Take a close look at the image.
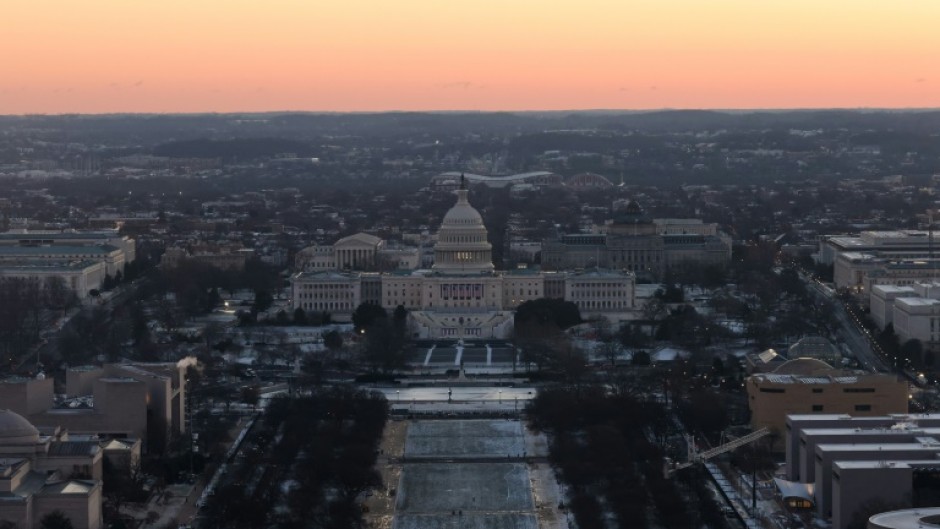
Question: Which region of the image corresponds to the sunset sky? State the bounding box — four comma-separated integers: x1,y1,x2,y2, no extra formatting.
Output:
2,0,938,114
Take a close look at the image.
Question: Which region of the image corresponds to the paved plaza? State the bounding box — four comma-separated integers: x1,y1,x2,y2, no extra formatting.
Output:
391,419,538,529
396,462,534,512
394,512,539,529
404,419,526,458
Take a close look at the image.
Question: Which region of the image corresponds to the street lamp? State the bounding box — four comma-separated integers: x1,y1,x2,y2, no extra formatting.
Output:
396,390,400,403
498,390,502,404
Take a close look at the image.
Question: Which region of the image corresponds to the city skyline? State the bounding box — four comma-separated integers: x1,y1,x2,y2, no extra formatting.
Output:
3,0,939,114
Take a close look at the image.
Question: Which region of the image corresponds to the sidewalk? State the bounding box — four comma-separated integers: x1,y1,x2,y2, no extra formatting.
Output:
175,416,249,526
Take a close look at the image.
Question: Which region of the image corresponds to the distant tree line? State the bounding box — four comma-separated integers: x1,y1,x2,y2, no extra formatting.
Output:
153,137,317,161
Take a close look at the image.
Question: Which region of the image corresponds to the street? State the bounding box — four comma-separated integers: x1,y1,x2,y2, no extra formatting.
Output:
803,275,889,373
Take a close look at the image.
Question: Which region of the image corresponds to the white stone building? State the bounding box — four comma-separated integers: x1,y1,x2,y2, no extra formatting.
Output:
893,296,940,351
818,230,940,265
869,282,940,352
0,260,106,300
0,246,126,277
295,233,420,272
0,231,136,264
291,271,362,316
870,285,918,330
290,179,637,337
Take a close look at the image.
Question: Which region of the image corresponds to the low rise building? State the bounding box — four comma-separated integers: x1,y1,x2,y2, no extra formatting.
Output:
295,233,420,272
0,260,106,300
0,363,185,454
819,230,940,266
815,440,940,519
871,285,919,329
0,410,103,529
893,297,940,352
783,413,940,529
161,243,253,271
542,201,730,278
0,246,126,277
747,365,909,439
0,231,135,263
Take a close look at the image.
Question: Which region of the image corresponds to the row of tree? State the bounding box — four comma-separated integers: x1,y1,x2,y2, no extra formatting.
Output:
0,276,79,366
528,386,732,529
201,387,388,529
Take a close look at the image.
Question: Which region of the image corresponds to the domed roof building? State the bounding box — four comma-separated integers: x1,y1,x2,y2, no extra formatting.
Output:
772,357,836,376
432,176,494,275
607,199,657,236
291,174,639,340
788,336,842,367
0,409,104,529
0,408,40,445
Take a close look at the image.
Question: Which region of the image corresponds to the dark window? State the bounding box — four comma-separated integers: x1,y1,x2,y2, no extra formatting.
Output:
759,388,786,394
844,388,876,393
812,405,824,412
812,388,823,393
855,404,872,412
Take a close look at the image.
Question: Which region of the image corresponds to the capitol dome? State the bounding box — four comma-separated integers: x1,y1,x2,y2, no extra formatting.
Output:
432,175,494,274
0,409,40,445
441,196,485,226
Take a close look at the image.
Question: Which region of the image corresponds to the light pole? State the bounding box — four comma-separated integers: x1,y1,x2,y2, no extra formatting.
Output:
396,390,400,403
498,390,502,405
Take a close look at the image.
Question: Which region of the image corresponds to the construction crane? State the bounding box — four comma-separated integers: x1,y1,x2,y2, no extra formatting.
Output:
664,427,770,477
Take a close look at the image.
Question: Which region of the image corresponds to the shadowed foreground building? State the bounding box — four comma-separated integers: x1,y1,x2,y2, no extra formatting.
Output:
0,362,186,453
0,410,103,529
784,414,940,529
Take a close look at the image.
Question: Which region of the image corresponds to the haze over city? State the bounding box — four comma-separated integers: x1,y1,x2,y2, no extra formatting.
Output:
3,0,940,113
5,3,940,529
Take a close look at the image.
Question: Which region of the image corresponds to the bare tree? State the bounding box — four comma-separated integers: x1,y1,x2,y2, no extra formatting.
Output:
43,276,78,315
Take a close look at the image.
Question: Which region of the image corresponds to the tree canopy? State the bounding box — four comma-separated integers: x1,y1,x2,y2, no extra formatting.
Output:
39,511,74,529
514,298,582,330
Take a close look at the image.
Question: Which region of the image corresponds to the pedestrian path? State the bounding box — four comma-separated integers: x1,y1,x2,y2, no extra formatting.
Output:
704,461,761,529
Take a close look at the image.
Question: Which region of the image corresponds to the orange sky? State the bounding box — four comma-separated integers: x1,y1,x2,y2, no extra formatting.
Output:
2,0,938,113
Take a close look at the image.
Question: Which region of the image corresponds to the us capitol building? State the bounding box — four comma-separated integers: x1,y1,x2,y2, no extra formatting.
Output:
291,178,636,339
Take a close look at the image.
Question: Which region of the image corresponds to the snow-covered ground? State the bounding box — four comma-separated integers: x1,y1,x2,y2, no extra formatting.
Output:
404,420,526,458
376,386,536,404
395,419,538,528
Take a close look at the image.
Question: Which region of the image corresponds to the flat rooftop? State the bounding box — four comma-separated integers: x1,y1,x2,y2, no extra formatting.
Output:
0,245,118,256
0,259,100,272
817,441,940,452
897,297,940,307
834,459,940,470
802,427,940,436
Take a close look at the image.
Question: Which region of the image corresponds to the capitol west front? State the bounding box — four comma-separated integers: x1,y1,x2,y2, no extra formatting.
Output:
291,181,636,339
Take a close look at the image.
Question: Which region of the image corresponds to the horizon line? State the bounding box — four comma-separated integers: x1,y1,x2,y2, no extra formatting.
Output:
3,106,940,118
